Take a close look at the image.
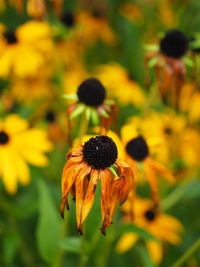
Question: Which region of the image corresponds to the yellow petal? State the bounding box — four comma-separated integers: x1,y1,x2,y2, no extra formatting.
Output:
146,241,163,264
116,233,138,253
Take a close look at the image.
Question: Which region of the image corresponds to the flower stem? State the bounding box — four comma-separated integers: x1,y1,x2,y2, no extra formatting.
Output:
171,238,200,267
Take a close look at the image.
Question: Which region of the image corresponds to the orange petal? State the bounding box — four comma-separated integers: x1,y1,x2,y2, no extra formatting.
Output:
75,166,91,234
80,169,100,229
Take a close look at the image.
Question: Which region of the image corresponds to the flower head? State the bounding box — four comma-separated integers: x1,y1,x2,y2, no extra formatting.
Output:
116,196,183,264
0,114,53,193
160,29,189,59
61,135,134,234
77,78,106,107
125,136,149,162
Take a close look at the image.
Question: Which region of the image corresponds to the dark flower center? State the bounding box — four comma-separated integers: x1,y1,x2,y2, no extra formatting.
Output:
160,29,189,59
45,111,56,123
77,78,106,107
4,31,18,44
125,136,149,161
164,127,172,135
92,10,104,18
144,209,156,222
61,12,75,27
0,131,9,144
83,136,118,169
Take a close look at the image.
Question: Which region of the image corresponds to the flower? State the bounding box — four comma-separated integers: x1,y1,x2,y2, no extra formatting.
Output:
95,63,146,106
60,135,134,234
160,30,189,59
0,21,54,77
145,29,190,107
116,196,183,264
64,78,118,141
121,117,174,204
0,114,53,194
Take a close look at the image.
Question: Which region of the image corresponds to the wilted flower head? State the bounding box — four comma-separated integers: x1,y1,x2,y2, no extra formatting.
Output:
61,135,134,234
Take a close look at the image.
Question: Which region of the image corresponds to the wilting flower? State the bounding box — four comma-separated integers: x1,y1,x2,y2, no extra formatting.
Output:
64,78,117,142
121,117,174,204
95,63,146,106
60,135,134,234
0,114,53,194
116,196,183,264
0,20,54,77
145,29,190,107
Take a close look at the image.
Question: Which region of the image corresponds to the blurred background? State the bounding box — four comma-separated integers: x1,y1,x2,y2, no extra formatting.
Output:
0,0,200,266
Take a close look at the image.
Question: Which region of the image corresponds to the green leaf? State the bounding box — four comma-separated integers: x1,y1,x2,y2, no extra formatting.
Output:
183,56,194,67
36,179,61,263
62,93,78,100
144,44,158,52
58,237,81,254
113,224,158,241
91,109,100,125
70,104,85,119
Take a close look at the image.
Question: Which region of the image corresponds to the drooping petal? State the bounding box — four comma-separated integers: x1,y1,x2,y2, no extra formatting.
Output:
100,169,113,233
75,166,91,234
146,241,163,264
80,169,99,230
116,233,138,253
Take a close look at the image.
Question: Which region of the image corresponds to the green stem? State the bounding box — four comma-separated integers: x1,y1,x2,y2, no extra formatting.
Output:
171,238,200,267
78,110,89,142
78,235,88,267
161,180,196,211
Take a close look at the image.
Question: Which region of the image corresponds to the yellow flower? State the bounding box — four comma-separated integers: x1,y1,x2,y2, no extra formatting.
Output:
0,21,54,77
95,63,146,106
0,114,53,194
120,2,143,23
76,11,116,45
121,116,175,204
116,196,183,264
61,135,134,234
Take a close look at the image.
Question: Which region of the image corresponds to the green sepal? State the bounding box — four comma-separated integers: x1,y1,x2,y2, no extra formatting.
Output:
91,109,100,125
62,93,78,100
70,104,85,120
100,108,110,118
85,107,91,121
109,165,119,178
148,56,158,68
183,56,194,67
144,44,159,52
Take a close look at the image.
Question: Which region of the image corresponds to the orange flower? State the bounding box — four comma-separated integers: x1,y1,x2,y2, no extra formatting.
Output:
61,135,134,234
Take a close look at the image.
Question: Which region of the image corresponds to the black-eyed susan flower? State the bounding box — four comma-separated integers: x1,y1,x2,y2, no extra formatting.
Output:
145,29,190,107
75,10,116,45
121,117,174,204
95,63,146,106
0,114,53,194
0,20,54,77
116,196,183,264
61,135,134,234
64,78,117,141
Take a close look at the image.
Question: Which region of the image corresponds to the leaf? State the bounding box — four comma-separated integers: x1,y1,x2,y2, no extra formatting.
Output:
58,237,81,253
70,104,85,119
113,224,158,241
36,179,61,263
62,93,78,100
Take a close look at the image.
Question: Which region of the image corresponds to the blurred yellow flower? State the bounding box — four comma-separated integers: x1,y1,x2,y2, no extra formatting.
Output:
0,114,53,194
121,116,174,203
95,63,146,106
116,196,183,264
76,11,116,45
0,20,54,77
